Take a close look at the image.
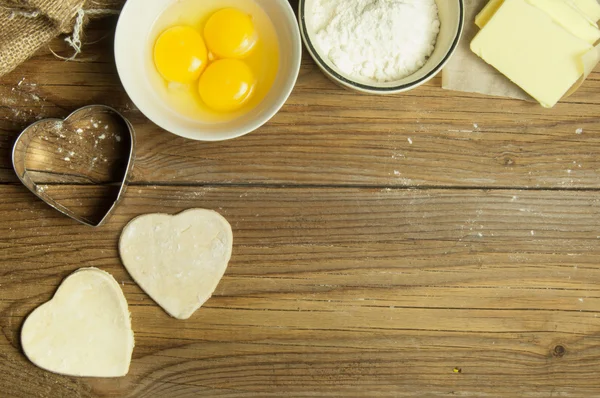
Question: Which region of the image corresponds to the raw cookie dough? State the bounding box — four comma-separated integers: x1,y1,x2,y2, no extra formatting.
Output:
21,267,134,377
119,209,233,320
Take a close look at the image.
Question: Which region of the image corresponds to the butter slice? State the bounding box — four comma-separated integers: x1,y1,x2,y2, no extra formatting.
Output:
470,0,592,108
475,0,504,28
528,0,600,44
568,0,600,22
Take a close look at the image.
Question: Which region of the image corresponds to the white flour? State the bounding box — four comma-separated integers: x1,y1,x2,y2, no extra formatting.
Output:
311,0,440,83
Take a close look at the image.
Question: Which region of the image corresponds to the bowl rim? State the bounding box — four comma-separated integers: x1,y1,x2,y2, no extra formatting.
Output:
298,0,465,93
114,0,303,141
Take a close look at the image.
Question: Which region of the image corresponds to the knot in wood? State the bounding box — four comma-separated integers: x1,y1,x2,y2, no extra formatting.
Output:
553,345,566,358
504,157,515,166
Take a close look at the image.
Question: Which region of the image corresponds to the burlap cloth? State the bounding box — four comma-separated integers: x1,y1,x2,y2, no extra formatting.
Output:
0,0,123,77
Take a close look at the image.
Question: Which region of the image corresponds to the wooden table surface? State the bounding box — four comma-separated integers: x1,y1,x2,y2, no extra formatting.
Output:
3,2,600,397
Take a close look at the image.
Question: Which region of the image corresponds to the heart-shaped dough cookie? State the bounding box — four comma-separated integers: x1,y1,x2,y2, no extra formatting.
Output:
119,209,233,320
21,268,134,377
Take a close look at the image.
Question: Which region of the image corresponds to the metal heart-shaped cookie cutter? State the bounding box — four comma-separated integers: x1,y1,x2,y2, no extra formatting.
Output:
12,105,136,227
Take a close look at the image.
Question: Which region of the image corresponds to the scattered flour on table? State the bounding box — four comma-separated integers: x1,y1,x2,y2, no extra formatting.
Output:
311,0,440,83
3,77,48,123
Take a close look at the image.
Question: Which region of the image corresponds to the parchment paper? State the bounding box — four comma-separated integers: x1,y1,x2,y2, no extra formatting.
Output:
441,0,600,103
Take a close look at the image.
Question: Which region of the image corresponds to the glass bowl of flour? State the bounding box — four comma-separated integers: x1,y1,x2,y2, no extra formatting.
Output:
299,0,464,94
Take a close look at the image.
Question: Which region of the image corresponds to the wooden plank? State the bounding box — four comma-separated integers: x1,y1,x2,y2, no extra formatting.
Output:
0,18,599,188
2,184,600,396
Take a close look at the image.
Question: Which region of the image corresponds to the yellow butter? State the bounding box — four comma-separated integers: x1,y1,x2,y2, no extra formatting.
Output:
470,0,592,108
475,0,504,28
528,0,600,44
476,0,600,41
568,0,600,22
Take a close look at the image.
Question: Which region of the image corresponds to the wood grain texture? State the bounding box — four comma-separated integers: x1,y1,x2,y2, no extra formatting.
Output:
3,185,600,397
0,14,599,188
2,0,600,396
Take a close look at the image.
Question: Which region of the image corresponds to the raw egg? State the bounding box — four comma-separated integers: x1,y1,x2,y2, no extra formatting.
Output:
199,59,255,112
149,0,280,123
204,8,257,59
154,26,207,84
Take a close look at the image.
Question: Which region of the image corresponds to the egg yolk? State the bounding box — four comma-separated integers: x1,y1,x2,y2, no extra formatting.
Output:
198,59,256,112
154,26,208,84
204,8,258,59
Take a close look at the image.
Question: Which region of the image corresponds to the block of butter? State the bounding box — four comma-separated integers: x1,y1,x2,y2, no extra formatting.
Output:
471,0,592,108
528,0,600,44
477,0,600,40
568,0,600,22
475,0,504,28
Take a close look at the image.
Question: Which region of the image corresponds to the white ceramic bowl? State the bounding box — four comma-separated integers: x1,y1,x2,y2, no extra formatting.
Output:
299,0,464,94
115,0,302,141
